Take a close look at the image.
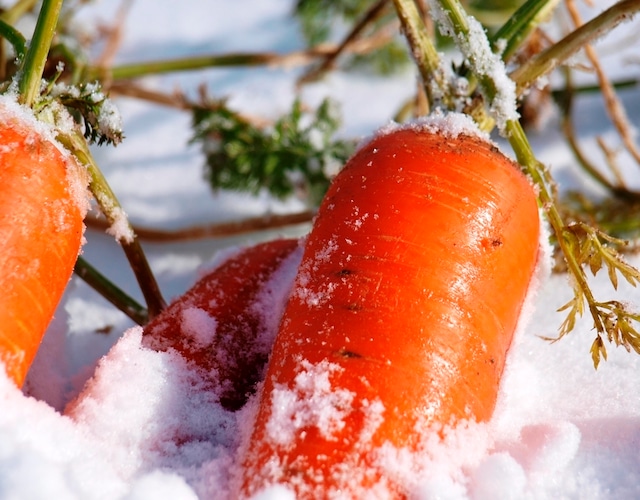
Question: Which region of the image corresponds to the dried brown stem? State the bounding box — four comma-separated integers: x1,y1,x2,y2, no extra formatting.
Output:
298,0,393,85
565,0,640,166
85,210,315,242
596,136,627,187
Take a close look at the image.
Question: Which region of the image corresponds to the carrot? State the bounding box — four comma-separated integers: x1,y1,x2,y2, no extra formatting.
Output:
238,119,541,497
143,238,302,411
0,101,88,387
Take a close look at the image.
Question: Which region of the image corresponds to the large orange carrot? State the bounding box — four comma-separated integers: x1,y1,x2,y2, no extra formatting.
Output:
143,238,302,410
239,119,540,497
0,101,88,387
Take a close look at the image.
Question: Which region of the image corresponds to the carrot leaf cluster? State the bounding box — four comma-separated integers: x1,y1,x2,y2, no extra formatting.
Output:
552,222,640,367
51,82,124,147
191,98,354,205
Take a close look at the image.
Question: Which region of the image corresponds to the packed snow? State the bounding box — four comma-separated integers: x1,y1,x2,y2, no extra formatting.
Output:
2,0,640,499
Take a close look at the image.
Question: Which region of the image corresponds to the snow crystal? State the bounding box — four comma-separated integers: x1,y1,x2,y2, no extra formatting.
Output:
292,238,340,307
427,0,519,132
359,109,492,158
93,192,135,244
180,307,218,349
265,358,355,446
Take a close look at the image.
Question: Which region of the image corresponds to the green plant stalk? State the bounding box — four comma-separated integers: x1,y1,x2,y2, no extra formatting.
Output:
74,256,148,326
0,19,27,61
88,52,283,81
557,68,632,196
391,0,447,106
17,0,62,107
448,0,559,128
57,129,167,320
511,0,640,95
490,0,560,60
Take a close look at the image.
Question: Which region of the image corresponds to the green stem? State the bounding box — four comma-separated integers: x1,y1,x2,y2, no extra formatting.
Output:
74,256,148,326
0,19,27,61
87,52,282,81
510,0,640,95
17,0,62,107
391,0,446,106
490,0,560,60
57,130,167,320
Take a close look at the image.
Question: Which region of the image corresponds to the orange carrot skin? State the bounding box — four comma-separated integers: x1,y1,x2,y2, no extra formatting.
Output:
240,128,540,496
143,238,301,411
0,118,86,387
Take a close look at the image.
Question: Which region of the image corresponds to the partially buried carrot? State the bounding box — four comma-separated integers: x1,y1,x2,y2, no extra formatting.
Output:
239,116,541,497
143,238,302,411
0,99,88,387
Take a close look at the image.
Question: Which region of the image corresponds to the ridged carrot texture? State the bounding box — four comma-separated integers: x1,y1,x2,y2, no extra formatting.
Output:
0,102,88,387
239,119,540,497
143,238,302,411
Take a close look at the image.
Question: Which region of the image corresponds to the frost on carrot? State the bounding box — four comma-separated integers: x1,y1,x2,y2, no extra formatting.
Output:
239,116,541,497
0,100,89,387
142,238,302,410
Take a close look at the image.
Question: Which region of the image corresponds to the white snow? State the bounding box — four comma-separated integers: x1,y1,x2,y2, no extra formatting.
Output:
427,0,520,131
2,0,640,499
265,359,355,445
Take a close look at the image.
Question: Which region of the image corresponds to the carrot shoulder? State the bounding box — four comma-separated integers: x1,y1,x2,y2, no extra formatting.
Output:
239,121,541,497
143,238,302,410
0,103,88,387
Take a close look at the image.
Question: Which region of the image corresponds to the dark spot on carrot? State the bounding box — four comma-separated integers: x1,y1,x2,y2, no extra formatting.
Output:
345,303,363,312
337,268,354,276
336,348,363,359
481,236,503,250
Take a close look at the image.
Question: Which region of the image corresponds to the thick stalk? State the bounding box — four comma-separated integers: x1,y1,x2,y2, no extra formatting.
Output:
17,0,62,106
490,0,560,59
391,0,446,106
88,52,285,82
57,130,167,319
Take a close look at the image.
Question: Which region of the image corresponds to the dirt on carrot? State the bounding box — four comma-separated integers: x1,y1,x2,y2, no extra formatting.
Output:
238,118,541,497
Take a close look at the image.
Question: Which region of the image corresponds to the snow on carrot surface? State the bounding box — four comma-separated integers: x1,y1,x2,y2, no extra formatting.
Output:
0,94,91,218
366,109,492,153
2,0,640,498
264,359,355,445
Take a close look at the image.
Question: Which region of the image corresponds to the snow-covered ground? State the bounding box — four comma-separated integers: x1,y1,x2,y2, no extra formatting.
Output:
2,0,640,498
